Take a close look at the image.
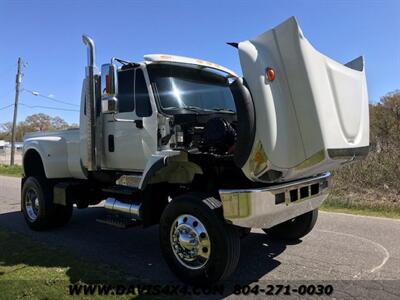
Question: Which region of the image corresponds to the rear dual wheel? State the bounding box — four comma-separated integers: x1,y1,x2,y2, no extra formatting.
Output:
21,176,73,231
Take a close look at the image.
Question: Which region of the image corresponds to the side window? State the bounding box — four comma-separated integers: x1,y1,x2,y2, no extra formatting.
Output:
117,69,135,113
135,69,152,117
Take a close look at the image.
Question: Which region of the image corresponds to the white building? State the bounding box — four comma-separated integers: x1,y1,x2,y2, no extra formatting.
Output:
0,140,10,151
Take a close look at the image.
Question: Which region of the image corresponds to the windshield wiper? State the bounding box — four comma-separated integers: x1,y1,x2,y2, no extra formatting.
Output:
163,105,213,114
210,107,236,114
184,105,215,112
163,105,234,114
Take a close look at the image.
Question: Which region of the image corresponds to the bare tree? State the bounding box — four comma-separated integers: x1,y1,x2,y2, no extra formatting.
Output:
0,114,75,141
24,113,52,131
51,116,69,130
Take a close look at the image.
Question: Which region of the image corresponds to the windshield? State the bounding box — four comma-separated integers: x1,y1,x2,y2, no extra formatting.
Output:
147,64,236,114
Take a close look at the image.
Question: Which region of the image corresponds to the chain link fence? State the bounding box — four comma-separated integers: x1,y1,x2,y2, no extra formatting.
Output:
0,148,22,166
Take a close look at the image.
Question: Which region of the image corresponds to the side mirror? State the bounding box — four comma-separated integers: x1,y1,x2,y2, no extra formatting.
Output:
101,63,118,114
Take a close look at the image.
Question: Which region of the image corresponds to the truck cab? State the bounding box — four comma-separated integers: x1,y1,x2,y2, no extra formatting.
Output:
82,54,240,173
21,17,369,285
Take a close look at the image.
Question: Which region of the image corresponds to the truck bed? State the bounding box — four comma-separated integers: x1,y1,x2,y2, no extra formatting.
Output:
23,128,86,179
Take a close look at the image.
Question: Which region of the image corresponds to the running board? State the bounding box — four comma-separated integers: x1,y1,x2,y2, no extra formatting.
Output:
96,213,139,228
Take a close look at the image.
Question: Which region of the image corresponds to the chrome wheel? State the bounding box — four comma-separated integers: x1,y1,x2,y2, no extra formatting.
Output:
170,214,211,270
25,188,39,222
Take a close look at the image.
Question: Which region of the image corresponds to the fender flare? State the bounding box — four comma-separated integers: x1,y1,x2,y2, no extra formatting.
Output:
139,156,168,190
138,151,204,190
138,151,181,190
23,145,48,177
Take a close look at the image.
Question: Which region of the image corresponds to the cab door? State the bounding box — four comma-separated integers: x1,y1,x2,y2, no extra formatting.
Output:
102,66,157,171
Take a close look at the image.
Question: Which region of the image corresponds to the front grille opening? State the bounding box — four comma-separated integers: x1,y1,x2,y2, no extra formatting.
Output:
289,189,298,202
275,192,285,204
310,183,319,195
300,186,309,199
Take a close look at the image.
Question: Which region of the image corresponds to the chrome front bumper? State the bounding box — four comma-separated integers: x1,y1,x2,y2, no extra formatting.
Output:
219,172,330,229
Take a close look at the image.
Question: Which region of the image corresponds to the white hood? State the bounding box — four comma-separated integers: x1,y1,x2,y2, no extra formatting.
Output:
237,17,369,182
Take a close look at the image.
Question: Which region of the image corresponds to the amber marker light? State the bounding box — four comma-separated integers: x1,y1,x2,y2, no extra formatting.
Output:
266,67,276,82
105,74,110,94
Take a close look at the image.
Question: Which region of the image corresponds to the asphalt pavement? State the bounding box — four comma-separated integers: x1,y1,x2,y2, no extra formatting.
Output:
1,175,399,299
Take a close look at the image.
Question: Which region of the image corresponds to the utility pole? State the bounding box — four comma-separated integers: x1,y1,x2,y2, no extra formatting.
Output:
10,57,22,166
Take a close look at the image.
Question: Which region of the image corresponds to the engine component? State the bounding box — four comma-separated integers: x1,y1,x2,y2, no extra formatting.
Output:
203,118,236,154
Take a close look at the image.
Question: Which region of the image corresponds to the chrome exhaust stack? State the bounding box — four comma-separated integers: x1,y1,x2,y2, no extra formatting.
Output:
82,35,96,67
82,35,99,171
104,198,142,220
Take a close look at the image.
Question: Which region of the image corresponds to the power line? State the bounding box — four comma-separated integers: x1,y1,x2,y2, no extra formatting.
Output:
0,103,14,110
19,102,79,112
0,99,80,114
22,88,79,107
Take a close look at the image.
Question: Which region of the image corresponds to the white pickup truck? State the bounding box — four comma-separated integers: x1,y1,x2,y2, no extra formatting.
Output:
22,17,369,285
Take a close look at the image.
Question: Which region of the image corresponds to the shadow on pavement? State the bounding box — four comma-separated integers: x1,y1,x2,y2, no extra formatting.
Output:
0,207,292,298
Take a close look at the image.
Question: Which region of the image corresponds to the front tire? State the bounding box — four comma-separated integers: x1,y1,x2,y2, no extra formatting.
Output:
21,176,73,230
263,209,318,241
159,193,240,285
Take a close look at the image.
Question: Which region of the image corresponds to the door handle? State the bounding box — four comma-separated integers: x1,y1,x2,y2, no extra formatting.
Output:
134,119,144,129
108,135,115,152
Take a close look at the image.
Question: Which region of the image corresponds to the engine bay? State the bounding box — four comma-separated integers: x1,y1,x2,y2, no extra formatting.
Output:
160,112,238,156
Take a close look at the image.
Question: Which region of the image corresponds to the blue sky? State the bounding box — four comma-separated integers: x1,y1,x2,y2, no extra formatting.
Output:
0,0,399,124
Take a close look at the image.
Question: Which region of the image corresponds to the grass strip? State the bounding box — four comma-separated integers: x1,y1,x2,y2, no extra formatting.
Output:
0,227,142,299
0,164,22,177
321,196,400,219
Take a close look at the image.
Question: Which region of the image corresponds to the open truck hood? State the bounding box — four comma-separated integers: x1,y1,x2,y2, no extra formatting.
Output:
237,17,369,182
